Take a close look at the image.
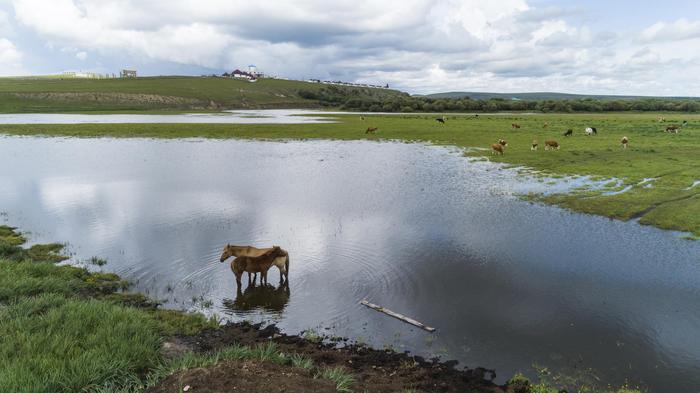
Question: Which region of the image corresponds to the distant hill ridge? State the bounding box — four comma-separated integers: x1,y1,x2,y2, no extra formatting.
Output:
422,91,700,101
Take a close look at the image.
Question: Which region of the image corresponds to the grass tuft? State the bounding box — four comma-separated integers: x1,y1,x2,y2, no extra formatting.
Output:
317,366,356,392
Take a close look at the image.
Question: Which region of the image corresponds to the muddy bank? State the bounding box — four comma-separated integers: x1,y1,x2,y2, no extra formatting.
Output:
160,321,524,393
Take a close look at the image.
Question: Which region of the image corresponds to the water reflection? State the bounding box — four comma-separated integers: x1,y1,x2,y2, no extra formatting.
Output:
0,109,336,124
1,136,699,392
222,283,291,316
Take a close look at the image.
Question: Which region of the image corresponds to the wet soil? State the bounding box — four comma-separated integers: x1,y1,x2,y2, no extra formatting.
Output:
146,359,338,393
154,321,525,393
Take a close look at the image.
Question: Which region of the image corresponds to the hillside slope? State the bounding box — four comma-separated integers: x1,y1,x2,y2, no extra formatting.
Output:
0,76,405,113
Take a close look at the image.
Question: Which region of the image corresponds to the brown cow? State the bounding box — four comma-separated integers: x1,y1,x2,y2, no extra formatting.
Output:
498,139,508,146
621,136,629,148
491,143,504,155
511,123,521,129
531,140,538,150
365,127,378,134
544,140,560,150
666,125,679,133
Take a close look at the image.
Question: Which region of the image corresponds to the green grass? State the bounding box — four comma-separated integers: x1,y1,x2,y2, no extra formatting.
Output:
316,366,355,393
2,112,698,235
0,76,404,113
0,226,219,393
0,294,162,393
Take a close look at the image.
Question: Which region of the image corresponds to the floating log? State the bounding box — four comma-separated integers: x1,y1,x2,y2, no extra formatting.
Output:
360,300,435,332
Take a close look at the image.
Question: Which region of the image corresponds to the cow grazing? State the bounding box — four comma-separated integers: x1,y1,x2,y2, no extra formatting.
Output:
491,143,504,155
498,139,508,146
544,140,560,150
563,129,573,137
666,125,679,133
621,136,629,149
658,116,666,123
435,118,445,124
543,122,549,128
531,140,539,150
365,127,378,134
585,127,597,136
511,123,521,129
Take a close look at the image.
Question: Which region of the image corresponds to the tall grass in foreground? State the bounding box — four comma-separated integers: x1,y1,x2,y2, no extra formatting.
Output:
0,294,162,393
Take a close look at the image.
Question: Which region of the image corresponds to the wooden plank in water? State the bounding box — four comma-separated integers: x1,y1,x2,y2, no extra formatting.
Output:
360,300,436,332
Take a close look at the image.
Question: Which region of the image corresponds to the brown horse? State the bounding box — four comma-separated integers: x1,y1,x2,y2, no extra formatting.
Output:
220,247,286,289
220,244,290,284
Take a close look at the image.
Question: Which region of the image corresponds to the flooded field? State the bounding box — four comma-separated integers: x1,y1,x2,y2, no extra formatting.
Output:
0,109,336,124
1,136,699,391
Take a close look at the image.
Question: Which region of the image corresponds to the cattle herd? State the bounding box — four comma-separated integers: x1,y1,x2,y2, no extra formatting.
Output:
358,115,688,156
489,120,688,155
491,124,628,155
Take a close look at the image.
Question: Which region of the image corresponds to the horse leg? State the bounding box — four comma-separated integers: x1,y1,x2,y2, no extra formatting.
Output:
235,272,242,290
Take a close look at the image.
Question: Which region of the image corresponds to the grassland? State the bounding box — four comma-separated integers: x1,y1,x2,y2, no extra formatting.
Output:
0,76,405,113
2,111,698,237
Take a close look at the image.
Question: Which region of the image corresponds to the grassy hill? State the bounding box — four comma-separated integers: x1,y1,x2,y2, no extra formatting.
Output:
0,76,405,113
424,91,699,101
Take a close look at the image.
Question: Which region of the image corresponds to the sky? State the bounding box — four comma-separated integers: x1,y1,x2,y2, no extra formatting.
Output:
0,0,699,95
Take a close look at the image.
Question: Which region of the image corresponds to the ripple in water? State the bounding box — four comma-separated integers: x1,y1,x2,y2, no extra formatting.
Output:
0,136,699,391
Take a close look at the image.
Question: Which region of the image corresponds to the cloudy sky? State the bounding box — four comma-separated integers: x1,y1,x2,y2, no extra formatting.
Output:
1,0,699,95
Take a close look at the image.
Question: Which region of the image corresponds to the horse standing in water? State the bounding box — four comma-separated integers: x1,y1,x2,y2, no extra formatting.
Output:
219,244,290,285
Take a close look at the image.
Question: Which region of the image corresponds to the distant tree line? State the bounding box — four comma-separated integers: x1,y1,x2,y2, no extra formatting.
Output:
298,86,700,112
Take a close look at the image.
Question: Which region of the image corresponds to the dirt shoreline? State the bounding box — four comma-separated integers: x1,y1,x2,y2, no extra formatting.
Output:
152,321,530,393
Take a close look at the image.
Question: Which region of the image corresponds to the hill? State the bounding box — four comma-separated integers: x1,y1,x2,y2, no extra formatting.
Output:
0,76,405,113
423,91,699,101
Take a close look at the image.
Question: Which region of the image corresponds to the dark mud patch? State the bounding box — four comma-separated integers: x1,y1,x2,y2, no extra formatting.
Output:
169,321,516,393
146,359,337,393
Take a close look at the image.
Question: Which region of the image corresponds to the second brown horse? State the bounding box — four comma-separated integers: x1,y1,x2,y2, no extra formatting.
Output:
220,244,290,288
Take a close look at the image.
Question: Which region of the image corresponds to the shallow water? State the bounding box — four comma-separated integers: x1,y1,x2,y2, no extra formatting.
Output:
0,109,335,124
1,136,699,391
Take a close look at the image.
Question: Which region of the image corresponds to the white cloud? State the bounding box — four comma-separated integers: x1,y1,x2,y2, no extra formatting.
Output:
641,18,700,42
0,37,25,76
6,0,700,95
0,9,12,36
